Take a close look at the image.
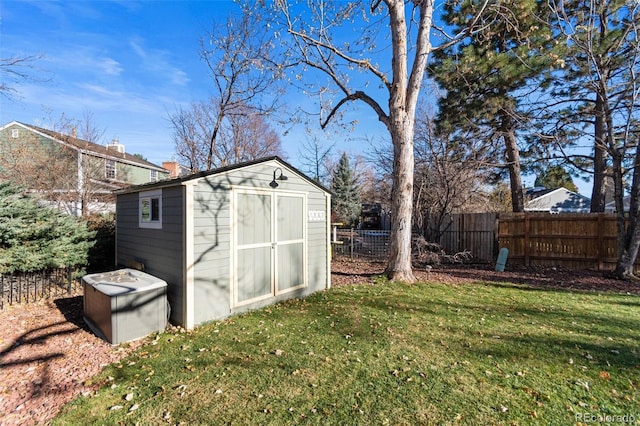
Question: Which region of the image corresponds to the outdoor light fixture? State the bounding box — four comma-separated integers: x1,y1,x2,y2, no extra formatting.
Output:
269,167,288,188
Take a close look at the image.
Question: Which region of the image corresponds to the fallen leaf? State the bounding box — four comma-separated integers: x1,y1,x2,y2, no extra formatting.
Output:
124,393,134,401
599,371,611,380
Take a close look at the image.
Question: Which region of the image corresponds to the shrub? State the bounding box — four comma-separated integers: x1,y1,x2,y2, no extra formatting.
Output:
0,183,95,274
86,213,115,273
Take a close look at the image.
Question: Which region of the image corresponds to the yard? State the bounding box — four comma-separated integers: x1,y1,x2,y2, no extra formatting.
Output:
1,260,639,425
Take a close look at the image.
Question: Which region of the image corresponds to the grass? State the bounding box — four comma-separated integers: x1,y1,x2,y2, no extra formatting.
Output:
54,278,639,425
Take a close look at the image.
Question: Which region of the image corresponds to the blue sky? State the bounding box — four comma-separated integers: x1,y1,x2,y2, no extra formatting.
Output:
1,0,387,170
1,0,591,195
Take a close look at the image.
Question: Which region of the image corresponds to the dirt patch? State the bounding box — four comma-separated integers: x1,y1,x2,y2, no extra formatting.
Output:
1,261,638,425
0,293,145,426
330,258,640,294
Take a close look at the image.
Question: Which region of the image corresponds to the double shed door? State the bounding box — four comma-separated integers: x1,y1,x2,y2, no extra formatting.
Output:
233,189,306,307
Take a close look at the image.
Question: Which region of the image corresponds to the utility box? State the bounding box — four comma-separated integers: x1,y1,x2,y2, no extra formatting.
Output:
83,269,168,344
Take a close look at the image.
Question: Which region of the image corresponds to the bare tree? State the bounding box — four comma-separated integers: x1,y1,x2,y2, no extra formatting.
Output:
170,99,284,171
413,108,490,241
298,136,334,184
0,54,46,99
225,111,285,162
264,0,487,281
172,9,284,171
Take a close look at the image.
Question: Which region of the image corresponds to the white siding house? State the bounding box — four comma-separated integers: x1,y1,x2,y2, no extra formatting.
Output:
525,187,591,213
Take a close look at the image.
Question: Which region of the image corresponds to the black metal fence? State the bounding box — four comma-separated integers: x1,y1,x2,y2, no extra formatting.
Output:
0,268,81,309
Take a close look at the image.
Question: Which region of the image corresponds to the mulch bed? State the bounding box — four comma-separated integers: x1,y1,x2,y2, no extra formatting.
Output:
1,261,638,425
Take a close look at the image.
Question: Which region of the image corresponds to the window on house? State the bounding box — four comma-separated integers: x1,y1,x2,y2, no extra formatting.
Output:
150,169,158,182
139,189,162,229
106,159,116,179
11,129,19,138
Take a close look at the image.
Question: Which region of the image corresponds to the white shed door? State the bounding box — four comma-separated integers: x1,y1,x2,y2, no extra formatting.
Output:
233,189,306,307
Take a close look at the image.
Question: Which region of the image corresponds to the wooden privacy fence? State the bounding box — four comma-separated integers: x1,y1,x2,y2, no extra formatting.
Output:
498,213,623,271
439,213,497,263
333,212,630,271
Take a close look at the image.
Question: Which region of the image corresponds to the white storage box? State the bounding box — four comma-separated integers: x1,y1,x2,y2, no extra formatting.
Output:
83,269,168,344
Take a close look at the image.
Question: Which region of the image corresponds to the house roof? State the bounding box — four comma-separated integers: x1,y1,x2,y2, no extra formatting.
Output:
605,195,631,212
525,187,591,213
115,156,331,195
2,121,167,172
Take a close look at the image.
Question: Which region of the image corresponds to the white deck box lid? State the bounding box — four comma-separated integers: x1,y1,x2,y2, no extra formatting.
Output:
82,268,167,296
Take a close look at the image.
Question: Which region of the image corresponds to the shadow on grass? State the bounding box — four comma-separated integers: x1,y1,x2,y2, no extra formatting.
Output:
433,265,640,295
325,284,640,370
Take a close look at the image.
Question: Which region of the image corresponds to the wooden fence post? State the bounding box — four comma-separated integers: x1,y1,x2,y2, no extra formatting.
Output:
597,214,604,271
524,213,530,267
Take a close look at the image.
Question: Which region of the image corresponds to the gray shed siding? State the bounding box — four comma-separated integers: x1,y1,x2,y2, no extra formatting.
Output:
116,186,185,324
189,160,329,325
191,178,232,324
115,157,330,329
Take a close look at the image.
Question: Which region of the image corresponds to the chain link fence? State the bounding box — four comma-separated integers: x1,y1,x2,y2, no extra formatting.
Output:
332,229,390,260
332,228,495,264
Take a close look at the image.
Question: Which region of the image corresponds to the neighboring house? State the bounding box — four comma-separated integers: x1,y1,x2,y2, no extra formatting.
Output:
525,187,591,213
114,156,332,329
605,196,630,213
162,160,192,178
0,121,170,215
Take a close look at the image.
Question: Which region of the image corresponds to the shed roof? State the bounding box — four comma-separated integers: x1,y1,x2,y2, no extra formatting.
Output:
114,156,331,195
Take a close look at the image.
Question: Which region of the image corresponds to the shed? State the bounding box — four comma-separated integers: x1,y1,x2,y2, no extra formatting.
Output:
114,156,331,329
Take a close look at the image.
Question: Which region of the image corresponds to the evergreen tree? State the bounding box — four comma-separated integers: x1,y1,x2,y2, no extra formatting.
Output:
0,183,95,274
331,153,361,227
429,0,557,212
534,166,579,192
542,0,639,213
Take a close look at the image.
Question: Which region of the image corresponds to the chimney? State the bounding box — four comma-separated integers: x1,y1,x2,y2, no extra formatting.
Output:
106,138,125,154
162,161,180,178
71,126,77,138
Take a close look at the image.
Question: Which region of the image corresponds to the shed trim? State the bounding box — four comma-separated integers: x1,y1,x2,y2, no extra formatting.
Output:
325,192,332,289
183,181,196,329
114,156,331,196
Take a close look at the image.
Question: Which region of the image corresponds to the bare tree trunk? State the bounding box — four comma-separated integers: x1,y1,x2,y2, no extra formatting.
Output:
384,119,416,282
591,95,607,212
614,138,640,280
500,114,524,212
207,112,224,170
504,131,524,212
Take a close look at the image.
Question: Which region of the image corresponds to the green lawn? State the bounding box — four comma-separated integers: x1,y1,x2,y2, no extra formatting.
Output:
54,277,639,425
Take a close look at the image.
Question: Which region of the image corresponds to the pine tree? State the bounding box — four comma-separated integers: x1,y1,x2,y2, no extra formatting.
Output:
331,153,361,228
429,0,557,212
534,166,579,192
0,183,95,274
